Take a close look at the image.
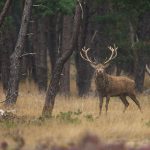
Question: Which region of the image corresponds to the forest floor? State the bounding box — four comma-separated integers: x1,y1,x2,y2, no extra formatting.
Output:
0,81,150,149
0,72,150,149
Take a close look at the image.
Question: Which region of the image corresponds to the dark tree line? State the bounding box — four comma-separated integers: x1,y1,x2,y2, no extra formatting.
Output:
0,0,150,116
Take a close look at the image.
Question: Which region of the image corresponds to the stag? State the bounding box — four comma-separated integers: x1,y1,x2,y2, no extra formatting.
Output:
80,45,142,115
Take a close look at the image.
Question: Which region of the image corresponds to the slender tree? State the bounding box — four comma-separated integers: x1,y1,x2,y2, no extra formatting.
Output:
42,0,83,117
0,0,12,27
35,18,48,91
75,0,92,97
60,15,72,96
5,0,33,105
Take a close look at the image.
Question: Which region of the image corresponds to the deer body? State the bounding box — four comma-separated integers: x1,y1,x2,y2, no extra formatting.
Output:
80,45,142,115
95,73,135,97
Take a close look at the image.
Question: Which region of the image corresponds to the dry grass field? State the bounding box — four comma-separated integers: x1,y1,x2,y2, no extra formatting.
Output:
0,74,150,149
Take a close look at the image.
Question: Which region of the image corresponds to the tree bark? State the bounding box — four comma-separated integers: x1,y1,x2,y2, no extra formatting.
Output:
42,1,82,117
35,18,48,91
47,15,58,73
60,15,72,96
75,0,92,97
0,0,12,27
5,0,32,105
134,55,146,92
134,12,150,92
1,43,10,92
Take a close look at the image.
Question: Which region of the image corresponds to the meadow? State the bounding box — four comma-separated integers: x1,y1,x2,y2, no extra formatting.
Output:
0,78,150,149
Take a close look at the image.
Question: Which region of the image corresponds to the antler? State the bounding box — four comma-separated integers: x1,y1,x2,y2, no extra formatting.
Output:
80,47,96,67
104,44,118,65
146,64,150,76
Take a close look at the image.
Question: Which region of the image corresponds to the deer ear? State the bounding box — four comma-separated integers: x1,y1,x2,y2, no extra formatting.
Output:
104,63,109,68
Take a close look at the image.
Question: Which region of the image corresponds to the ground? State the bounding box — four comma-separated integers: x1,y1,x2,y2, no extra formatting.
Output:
0,81,150,149
0,72,150,149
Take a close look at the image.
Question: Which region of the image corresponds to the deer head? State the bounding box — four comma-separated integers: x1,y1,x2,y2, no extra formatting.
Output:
80,44,118,75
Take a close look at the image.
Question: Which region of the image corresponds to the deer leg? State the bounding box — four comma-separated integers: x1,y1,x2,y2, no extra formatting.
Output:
128,94,142,112
105,96,110,115
99,94,103,115
119,95,129,113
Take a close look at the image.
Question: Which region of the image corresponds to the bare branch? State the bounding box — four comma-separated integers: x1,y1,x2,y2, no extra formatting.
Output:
90,30,98,44
26,33,34,36
32,5,40,7
20,53,36,57
77,0,84,19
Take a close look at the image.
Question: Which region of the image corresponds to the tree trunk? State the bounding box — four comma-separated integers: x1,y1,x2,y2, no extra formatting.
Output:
75,0,92,97
60,15,72,96
35,18,48,91
134,12,150,92
0,0,12,27
5,0,32,105
47,15,58,73
1,47,10,92
42,1,82,117
134,55,146,92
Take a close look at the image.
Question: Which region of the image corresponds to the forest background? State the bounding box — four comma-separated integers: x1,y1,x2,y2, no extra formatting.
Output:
0,0,150,149
0,0,150,98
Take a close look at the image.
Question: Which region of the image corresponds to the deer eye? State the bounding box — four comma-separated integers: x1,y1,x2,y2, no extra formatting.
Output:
97,68,103,72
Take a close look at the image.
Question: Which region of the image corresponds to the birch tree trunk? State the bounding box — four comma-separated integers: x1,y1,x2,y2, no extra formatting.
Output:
5,0,32,105
42,1,82,117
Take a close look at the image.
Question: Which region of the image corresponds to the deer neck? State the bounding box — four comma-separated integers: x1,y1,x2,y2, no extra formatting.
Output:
95,72,109,93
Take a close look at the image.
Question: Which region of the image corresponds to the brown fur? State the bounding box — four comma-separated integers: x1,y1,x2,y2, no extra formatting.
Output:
95,69,142,115
80,46,142,115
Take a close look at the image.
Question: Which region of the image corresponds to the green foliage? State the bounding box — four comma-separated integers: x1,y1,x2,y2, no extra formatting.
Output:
84,114,94,122
0,0,5,9
55,110,96,124
34,0,75,16
58,0,75,14
56,110,82,124
112,0,150,12
112,0,150,22
0,120,18,128
91,0,150,65
0,16,13,30
0,0,14,29
134,42,150,56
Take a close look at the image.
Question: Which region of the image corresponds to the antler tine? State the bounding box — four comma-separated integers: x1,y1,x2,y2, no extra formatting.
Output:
104,44,118,64
146,64,150,76
109,44,118,59
80,47,96,66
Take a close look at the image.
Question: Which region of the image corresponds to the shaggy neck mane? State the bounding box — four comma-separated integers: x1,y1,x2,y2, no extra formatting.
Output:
95,72,109,95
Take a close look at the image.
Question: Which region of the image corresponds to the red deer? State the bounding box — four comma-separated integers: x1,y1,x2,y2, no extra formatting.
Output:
80,45,142,115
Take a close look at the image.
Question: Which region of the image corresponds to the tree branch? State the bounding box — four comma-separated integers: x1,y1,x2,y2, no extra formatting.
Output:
0,0,12,27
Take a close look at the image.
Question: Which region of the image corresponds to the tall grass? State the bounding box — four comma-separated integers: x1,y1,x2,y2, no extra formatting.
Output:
0,82,150,148
0,72,150,148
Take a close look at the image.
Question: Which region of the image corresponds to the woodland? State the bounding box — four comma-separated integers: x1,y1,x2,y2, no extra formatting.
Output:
0,0,150,149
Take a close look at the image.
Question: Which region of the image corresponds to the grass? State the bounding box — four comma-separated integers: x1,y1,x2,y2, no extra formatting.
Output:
0,82,150,149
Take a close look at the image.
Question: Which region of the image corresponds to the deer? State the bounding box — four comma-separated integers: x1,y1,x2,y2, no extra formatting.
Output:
80,45,142,115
